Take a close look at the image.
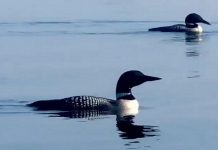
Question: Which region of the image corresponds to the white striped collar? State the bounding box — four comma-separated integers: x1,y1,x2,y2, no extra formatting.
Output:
116,92,132,99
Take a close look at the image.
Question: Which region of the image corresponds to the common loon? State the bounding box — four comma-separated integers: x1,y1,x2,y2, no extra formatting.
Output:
28,70,161,113
149,13,211,33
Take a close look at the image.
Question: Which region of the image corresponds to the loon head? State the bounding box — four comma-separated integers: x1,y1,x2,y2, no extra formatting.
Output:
185,13,211,27
116,70,161,99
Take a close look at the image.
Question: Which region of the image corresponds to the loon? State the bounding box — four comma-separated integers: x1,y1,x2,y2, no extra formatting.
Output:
149,13,211,33
28,70,161,113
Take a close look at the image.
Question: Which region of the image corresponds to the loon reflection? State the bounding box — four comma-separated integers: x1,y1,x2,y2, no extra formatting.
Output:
185,32,203,42
116,115,159,139
34,106,159,139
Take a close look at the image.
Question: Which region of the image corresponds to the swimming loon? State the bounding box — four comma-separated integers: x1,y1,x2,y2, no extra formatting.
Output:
27,70,161,112
149,13,211,33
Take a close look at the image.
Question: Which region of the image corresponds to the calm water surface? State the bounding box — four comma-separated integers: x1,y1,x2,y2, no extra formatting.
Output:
0,19,218,150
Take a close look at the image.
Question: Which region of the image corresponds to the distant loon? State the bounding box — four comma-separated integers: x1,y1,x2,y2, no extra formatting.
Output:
28,70,161,113
149,13,211,33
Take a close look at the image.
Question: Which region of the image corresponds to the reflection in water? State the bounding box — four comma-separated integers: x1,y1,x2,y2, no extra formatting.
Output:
185,33,202,57
170,32,210,58
185,32,203,43
185,33,203,79
186,50,200,57
0,99,160,148
166,32,204,45
116,115,159,139
116,110,159,149
46,110,112,120
31,105,159,148
44,109,159,139
187,70,200,79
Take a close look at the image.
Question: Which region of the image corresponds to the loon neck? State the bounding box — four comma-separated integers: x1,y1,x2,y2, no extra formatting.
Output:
186,24,203,33
116,92,135,100
116,82,135,100
186,23,198,28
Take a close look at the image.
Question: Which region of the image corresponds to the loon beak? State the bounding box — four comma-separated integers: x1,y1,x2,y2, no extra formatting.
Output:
144,75,161,82
201,19,211,25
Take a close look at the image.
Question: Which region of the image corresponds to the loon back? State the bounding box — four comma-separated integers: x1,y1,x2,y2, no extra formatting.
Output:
149,24,187,32
149,24,203,33
28,96,115,111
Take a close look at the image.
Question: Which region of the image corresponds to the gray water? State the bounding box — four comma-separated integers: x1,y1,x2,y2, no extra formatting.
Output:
1,1,218,150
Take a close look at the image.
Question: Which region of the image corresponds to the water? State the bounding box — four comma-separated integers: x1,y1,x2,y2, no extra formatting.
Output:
1,7,218,150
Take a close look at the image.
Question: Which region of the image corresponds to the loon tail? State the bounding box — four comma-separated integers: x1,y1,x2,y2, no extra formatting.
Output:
149,27,167,31
27,96,115,111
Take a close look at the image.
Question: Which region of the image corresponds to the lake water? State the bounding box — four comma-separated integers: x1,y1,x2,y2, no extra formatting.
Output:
1,1,218,150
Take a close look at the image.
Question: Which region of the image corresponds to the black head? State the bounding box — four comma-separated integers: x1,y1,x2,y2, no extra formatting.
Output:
185,13,211,26
116,70,161,93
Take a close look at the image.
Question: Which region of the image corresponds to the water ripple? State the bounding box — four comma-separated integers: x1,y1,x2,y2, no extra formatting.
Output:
0,20,217,36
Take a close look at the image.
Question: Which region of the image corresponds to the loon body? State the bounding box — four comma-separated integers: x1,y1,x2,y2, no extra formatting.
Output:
28,70,161,113
149,13,210,33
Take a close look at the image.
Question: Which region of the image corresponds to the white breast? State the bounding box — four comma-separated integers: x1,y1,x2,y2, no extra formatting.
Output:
187,25,203,33
116,99,139,117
